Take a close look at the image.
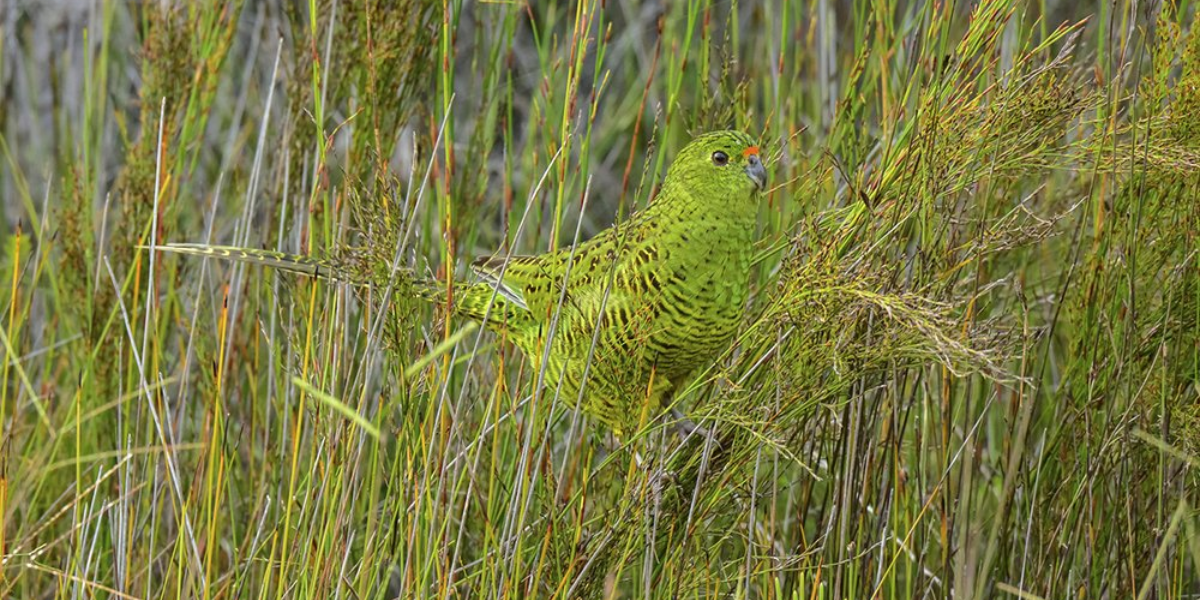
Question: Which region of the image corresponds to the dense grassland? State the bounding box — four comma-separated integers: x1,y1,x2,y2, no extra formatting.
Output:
3,0,1200,597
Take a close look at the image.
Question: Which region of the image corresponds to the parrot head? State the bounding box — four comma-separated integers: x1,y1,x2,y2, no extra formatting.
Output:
665,130,768,199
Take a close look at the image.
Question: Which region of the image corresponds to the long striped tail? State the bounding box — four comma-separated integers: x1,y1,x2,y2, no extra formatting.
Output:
147,243,526,331
147,244,346,281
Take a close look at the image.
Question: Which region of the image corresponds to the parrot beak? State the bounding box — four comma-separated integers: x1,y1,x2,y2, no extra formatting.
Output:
744,151,767,191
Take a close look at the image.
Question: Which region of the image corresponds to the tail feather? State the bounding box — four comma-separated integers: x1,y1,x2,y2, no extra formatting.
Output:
149,243,344,280
454,282,536,334
149,243,534,335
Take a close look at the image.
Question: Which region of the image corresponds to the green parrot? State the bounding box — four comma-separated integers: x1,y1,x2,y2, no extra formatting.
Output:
157,130,768,436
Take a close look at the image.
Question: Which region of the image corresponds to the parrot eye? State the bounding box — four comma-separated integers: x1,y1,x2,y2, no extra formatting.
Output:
711,150,729,166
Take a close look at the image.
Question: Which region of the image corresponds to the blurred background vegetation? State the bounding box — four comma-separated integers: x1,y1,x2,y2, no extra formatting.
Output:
2,0,1199,597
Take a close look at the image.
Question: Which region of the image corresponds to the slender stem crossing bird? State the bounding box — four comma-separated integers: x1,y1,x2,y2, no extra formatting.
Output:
155,130,768,436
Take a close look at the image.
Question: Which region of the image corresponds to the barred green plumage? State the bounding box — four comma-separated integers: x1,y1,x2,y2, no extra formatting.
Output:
153,130,768,435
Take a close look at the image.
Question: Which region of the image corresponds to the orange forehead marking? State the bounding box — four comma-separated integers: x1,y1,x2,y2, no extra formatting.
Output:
743,146,759,158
